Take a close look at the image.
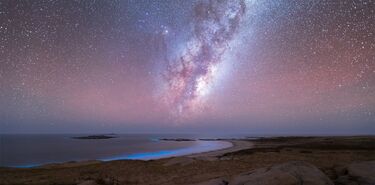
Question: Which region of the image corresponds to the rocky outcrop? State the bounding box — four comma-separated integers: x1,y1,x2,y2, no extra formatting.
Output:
335,161,375,185
194,161,333,185
230,161,333,185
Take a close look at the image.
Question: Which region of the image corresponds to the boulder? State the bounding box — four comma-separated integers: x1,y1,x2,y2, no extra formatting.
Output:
194,161,333,185
335,161,375,185
230,168,297,185
347,161,375,184
230,161,333,185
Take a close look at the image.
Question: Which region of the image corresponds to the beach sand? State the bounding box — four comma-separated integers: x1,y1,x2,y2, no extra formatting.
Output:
186,140,254,160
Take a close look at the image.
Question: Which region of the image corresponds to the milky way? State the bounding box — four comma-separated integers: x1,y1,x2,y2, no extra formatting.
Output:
163,0,246,117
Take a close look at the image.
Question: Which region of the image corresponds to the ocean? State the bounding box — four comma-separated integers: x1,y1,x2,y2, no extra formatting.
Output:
0,134,232,167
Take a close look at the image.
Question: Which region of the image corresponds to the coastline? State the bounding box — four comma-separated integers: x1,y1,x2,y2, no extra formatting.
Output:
100,139,234,161
1,136,374,185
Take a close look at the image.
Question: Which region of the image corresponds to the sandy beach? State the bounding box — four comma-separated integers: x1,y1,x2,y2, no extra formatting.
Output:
187,140,254,159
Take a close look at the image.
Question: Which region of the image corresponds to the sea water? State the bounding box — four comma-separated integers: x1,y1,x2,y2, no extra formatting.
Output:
0,134,232,167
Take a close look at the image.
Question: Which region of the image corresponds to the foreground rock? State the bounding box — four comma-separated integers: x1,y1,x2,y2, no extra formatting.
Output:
195,161,333,185
335,161,375,185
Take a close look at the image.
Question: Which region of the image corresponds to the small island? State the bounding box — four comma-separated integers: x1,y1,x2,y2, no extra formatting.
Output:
72,135,117,140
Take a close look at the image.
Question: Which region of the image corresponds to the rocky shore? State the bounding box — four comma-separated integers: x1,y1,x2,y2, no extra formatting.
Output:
0,136,374,185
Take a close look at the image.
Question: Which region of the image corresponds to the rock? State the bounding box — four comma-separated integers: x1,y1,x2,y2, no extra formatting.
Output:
336,161,375,185
229,161,333,185
347,161,375,184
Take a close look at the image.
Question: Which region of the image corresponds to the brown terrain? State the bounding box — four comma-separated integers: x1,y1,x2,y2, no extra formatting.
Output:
0,136,374,185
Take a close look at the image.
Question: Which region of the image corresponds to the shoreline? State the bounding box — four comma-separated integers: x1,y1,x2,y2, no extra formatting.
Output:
187,139,254,158
100,140,234,161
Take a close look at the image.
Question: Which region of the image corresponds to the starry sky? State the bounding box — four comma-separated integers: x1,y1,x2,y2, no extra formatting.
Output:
1,0,374,134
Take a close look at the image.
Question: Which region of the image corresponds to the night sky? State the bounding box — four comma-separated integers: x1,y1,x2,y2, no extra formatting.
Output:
1,0,374,134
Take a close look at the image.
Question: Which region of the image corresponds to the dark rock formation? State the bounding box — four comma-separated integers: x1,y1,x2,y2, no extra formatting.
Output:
335,161,375,185
194,161,333,185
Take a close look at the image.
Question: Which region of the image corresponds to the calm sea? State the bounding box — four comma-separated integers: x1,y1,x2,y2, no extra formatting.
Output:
0,134,232,167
